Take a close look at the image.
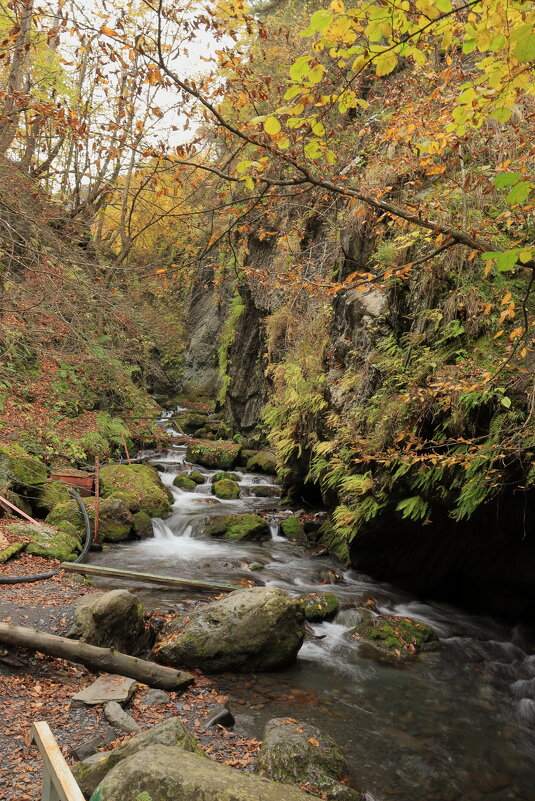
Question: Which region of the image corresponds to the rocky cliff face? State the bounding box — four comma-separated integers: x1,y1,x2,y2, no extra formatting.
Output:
182,216,535,615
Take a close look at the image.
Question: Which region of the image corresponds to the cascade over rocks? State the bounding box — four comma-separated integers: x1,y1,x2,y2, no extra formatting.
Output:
68,590,146,655
88,744,314,801
256,718,362,801
153,586,305,672
73,717,202,798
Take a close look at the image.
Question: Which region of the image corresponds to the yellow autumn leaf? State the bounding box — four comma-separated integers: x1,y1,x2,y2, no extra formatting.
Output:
264,117,282,135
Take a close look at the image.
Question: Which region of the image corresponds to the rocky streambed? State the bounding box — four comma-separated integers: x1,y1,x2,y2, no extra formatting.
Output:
82,427,535,801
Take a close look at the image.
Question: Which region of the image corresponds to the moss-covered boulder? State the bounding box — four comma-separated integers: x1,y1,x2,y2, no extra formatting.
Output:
154,587,305,672
188,471,206,484
246,450,277,475
211,471,240,483
33,480,71,516
236,448,259,468
5,489,34,517
299,593,340,622
172,411,208,433
46,497,134,543
6,522,81,562
99,464,172,518
280,516,306,542
73,718,202,799
202,514,270,541
350,610,439,661
88,744,313,801
251,485,280,498
68,590,146,654
186,439,241,470
132,510,153,539
0,541,26,563
173,474,197,491
212,479,240,500
0,444,47,490
256,718,361,801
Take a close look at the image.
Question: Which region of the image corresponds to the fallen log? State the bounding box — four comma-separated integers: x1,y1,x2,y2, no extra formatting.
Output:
61,561,242,592
0,622,194,691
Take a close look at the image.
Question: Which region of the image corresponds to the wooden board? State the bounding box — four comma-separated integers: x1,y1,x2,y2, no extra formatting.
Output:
60,562,242,592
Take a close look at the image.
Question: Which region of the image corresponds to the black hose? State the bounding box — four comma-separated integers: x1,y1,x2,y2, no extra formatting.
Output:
0,488,92,585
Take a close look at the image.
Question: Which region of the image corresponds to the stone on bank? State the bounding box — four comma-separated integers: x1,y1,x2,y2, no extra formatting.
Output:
88,744,314,801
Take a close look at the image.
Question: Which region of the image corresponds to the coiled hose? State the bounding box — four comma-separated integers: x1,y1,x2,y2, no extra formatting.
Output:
0,488,92,585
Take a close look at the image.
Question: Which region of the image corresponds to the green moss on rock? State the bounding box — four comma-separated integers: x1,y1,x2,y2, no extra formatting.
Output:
212,479,240,500
211,471,240,484
173,474,197,491
132,510,153,539
351,610,439,660
0,541,26,563
172,411,208,433
186,439,241,470
188,471,206,484
251,485,280,498
7,522,81,562
299,593,340,622
99,464,172,517
202,514,270,541
34,480,72,515
46,497,134,543
0,444,47,489
246,450,277,475
280,516,306,542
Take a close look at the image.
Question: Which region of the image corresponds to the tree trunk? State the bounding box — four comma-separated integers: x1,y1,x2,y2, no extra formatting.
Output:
0,0,35,155
0,622,194,691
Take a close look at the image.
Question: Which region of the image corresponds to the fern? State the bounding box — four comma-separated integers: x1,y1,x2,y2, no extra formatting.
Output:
396,495,429,521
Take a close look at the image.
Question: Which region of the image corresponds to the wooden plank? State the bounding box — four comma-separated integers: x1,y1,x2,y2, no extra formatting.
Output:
31,721,85,801
0,494,43,526
60,562,242,592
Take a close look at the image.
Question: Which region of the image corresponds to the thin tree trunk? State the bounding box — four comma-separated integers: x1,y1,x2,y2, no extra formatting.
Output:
0,0,35,155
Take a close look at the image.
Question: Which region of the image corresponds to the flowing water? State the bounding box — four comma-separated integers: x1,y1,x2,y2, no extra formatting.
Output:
87,431,535,801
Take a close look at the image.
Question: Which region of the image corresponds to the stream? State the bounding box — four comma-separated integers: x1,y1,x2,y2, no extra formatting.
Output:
86,427,535,801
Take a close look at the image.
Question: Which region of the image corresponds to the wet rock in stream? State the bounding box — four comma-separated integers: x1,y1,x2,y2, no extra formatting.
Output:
153,587,305,672
256,717,362,801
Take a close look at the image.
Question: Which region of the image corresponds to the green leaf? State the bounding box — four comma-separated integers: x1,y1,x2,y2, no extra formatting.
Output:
493,172,521,189
490,108,512,123
308,64,325,84
311,120,325,136
495,250,520,272
284,85,302,100
435,0,452,12
304,139,323,159
375,51,398,77
500,396,512,409
514,35,535,63
264,117,282,135
289,57,311,82
244,176,254,191
505,181,533,206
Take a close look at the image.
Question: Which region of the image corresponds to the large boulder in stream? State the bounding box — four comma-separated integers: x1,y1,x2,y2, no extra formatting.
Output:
212,478,240,499
186,439,241,470
88,744,314,801
202,513,270,541
68,590,146,654
256,718,362,801
350,609,439,662
153,587,305,672
99,464,173,518
73,717,202,798
246,450,277,475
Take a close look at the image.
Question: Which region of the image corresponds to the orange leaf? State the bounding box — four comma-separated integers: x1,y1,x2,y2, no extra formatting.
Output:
308,737,319,747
